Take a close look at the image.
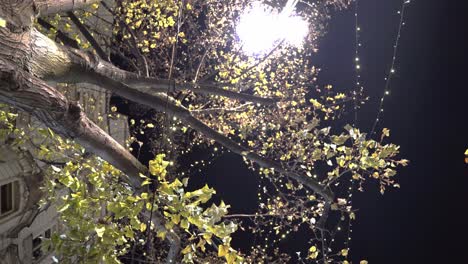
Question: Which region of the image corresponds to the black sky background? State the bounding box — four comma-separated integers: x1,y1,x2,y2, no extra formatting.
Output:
193,0,468,263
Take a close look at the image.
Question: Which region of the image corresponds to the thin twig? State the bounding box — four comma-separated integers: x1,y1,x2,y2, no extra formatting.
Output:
67,12,109,61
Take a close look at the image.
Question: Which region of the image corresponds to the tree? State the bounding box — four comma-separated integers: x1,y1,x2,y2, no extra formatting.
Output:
0,0,407,263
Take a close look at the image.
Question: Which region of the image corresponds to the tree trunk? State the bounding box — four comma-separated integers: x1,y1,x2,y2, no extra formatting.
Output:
35,0,101,16
0,59,146,186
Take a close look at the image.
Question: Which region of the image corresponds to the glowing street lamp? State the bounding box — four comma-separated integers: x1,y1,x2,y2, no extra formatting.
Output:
236,0,309,56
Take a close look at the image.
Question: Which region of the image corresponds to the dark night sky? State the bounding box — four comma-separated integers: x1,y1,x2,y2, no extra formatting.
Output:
194,0,468,263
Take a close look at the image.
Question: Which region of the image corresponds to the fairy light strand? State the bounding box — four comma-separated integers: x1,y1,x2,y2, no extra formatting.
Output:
369,0,411,137
353,0,362,127
344,0,362,254
345,0,412,256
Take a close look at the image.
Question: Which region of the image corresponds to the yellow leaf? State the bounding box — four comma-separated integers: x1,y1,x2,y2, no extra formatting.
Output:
180,219,189,229
196,238,206,252
172,214,180,224
381,128,390,141
341,249,349,257
0,18,6,28
95,226,106,238
203,233,212,244
226,252,237,264
360,260,369,264
309,246,317,252
218,244,229,257
141,179,151,186
134,20,142,28
156,230,166,240
140,222,147,232
181,245,192,254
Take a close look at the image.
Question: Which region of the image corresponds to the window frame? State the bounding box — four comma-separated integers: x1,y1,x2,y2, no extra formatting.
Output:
0,180,19,219
32,225,56,263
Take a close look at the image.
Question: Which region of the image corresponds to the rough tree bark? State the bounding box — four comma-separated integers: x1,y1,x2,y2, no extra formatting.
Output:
35,0,101,16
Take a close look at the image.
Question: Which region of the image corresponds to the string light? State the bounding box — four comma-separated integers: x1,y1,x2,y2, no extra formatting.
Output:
340,0,364,256
353,0,363,127
369,0,411,137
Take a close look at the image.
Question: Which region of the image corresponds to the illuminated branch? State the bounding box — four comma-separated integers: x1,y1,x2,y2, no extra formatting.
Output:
25,35,331,200
65,66,332,201
35,0,101,16
190,103,252,115
62,50,279,105
123,77,279,106
0,60,145,187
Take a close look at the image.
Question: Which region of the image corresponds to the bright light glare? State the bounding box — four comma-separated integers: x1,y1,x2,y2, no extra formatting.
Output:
236,1,309,56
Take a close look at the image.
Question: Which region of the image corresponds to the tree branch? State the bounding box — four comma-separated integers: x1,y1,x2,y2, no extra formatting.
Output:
24,28,331,201
36,18,80,49
67,11,109,61
190,103,252,115
29,37,330,200
0,59,145,187
142,211,181,264
60,47,278,105
65,62,332,201
35,0,101,16
26,29,277,106
133,81,280,106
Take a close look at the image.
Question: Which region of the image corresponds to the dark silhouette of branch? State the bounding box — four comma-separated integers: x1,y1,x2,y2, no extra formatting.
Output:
67,11,109,61
37,18,80,49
